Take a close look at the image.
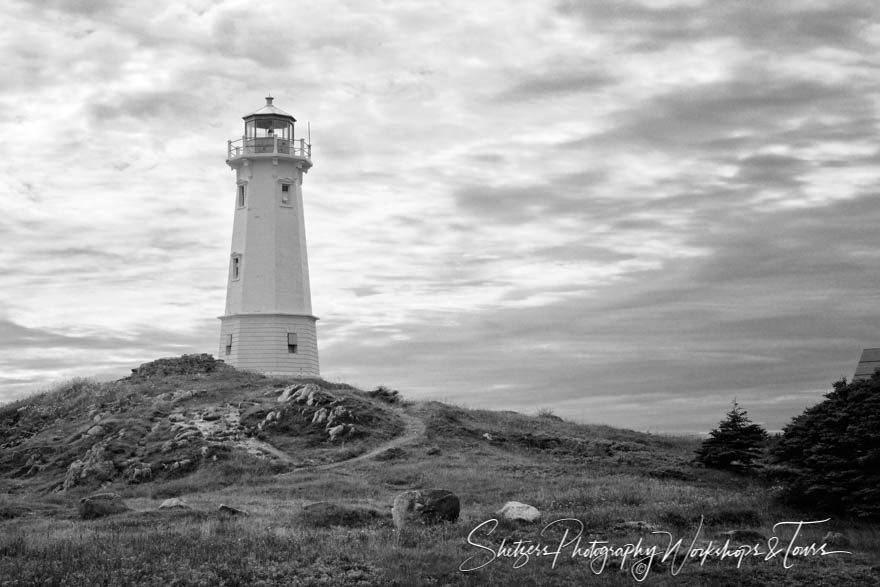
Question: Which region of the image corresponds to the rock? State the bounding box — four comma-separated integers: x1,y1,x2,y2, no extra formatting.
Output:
86,425,105,437
159,498,191,510
823,532,850,547
168,412,185,422
79,493,129,519
392,489,460,530
290,383,321,404
63,445,117,490
218,504,248,516
170,459,193,472
277,385,302,403
312,408,328,425
497,501,541,523
124,463,152,483
482,433,493,441
426,446,441,455
327,406,348,426
327,424,346,441
174,429,200,441
202,409,221,422
160,440,176,453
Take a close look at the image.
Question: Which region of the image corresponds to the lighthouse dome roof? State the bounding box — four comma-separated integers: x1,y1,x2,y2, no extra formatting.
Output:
243,96,296,121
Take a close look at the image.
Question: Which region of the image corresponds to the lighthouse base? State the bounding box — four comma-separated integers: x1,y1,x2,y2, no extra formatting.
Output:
219,313,319,377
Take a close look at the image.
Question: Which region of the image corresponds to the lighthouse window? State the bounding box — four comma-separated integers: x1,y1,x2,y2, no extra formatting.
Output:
237,184,246,207
287,333,298,354
225,334,232,355
281,183,291,205
231,255,241,280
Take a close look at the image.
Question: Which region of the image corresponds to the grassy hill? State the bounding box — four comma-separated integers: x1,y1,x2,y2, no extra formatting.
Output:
0,355,877,586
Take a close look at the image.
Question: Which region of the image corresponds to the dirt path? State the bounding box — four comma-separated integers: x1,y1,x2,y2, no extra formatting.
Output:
308,406,426,470
266,405,426,474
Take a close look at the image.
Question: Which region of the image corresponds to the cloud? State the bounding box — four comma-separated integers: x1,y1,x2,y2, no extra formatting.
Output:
2,0,879,435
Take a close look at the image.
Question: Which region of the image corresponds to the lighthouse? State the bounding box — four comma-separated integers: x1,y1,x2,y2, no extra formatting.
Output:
218,97,319,376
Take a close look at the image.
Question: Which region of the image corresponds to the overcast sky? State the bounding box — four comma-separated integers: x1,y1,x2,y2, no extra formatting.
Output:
2,0,878,433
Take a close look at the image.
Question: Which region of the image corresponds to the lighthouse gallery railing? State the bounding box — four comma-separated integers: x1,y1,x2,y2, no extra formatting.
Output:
227,137,312,159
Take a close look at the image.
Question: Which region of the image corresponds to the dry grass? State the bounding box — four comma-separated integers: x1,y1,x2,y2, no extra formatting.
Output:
1,371,878,585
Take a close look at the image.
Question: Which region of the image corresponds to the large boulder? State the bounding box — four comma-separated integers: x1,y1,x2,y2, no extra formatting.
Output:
79,492,129,519
392,489,460,530
497,501,541,522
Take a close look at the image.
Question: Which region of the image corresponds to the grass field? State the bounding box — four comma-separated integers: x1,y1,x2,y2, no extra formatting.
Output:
0,364,878,586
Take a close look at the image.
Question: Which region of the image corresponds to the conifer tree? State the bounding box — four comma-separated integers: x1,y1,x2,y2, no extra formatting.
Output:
695,400,768,471
771,374,880,519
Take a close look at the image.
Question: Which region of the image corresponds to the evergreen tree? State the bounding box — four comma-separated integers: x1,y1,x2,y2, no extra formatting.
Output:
695,400,768,471
771,374,880,519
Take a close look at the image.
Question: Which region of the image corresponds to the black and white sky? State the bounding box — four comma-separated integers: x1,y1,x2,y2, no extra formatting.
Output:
2,0,878,433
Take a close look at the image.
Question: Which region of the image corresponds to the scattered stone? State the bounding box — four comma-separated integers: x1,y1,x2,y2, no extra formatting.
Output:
160,440,176,453
159,498,192,510
497,501,541,523
79,492,129,519
328,424,346,441
218,504,248,516
168,412,186,422
392,489,460,530
482,433,493,441
86,425,105,437
426,446,441,455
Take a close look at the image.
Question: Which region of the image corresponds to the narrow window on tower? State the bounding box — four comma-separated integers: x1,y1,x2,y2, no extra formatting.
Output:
280,182,292,206
225,334,232,356
287,333,298,354
237,183,246,208
231,254,242,280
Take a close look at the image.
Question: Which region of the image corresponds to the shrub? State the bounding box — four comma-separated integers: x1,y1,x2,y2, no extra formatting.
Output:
695,400,767,471
771,375,880,519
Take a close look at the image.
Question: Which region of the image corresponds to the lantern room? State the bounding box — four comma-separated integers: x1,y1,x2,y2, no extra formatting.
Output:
227,96,311,161
244,96,295,140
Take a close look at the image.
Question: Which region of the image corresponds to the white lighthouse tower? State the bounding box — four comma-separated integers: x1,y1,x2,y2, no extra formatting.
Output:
219,97,319,376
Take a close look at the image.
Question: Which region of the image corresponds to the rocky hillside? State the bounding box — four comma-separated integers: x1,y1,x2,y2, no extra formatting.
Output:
0,355,403,494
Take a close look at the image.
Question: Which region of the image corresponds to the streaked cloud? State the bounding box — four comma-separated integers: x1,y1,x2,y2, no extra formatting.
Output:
1,0,878,433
